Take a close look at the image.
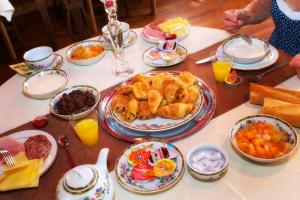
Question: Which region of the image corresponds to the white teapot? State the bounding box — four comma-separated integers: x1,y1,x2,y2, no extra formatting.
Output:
57,148,114,200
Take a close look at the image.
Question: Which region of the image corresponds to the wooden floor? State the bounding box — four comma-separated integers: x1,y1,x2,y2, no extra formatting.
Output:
0,0,274,85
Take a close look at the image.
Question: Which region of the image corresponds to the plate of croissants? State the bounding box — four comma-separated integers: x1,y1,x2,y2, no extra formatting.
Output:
109,71,204,132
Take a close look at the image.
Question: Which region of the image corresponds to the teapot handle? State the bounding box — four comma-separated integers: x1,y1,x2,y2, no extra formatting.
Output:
96,148,109,172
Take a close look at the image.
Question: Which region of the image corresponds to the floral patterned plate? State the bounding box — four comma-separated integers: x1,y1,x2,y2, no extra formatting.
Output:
115,141,184,194
142,45,188,67
99,71,216,143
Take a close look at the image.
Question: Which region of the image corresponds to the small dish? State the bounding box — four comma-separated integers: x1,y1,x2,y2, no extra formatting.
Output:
142,45,188,67
66,40,106,66
231,115,298,163
49,85,100,120
216,44,278,71
187,143,228,182
222,35,270,64
23,69,68,99
115,141,184,194
98,30,138,49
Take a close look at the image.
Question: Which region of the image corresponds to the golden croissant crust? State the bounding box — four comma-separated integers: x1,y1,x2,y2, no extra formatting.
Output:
157,103,195,119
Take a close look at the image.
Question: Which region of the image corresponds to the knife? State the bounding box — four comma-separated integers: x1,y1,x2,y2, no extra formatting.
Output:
195,55,216,64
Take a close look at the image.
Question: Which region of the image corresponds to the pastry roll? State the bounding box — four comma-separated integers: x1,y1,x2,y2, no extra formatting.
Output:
125,98,139,122
111,94,129,114
176,71,197,88
148,89,163,114
186,85,201,103
130,74,151,84
164,83,179,104
157,103,195,119
116,85,133,95
137,101,154,120
133,81,151,100
175,88,189,103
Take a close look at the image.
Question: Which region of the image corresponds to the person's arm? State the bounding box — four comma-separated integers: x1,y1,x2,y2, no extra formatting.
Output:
241,0,272,25
224,0,272,33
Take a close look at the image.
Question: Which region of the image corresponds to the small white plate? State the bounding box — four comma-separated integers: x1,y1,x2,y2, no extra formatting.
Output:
23,69,68,99
142,45,188,67
216,44,279,71
8,130,58,175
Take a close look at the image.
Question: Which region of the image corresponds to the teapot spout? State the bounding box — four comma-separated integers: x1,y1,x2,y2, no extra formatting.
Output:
96,148,109,172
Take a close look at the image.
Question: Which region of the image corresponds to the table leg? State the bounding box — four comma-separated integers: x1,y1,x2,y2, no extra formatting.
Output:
86,0,98,34
150,0,157,16
0,17,17,60
35,0,58,49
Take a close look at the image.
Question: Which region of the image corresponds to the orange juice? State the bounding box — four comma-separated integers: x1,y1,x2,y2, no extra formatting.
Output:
212,60,232,82
74,119,98,146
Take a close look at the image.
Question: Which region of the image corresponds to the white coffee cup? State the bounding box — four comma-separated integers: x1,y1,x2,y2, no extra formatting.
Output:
23,46,54,70
102,22,130,40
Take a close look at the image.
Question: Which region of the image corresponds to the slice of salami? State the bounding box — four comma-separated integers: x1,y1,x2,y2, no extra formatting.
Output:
25,135,51,160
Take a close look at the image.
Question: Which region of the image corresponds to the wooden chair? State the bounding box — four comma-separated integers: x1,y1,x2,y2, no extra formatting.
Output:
124,0,157,17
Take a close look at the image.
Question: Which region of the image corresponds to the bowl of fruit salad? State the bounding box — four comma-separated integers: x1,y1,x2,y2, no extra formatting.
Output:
230,115,298,163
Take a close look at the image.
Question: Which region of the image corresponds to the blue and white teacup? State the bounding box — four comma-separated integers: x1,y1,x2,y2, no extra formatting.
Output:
23,46,54,70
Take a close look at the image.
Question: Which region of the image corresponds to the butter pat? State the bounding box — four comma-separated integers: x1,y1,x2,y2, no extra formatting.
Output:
158,17,189,37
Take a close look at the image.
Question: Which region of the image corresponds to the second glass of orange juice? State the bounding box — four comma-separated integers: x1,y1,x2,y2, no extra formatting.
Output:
211,53,232,82
71,110,99,146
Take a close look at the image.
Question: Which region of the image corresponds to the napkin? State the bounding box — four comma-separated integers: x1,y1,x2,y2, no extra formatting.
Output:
0,153,43,191
0,0,15,22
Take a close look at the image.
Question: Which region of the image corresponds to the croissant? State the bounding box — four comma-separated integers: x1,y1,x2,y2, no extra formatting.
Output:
186,85,201,103
133,81,150,100
175,88,189,103
125,98,139,122
148,89,163,114
164,83,179,104
130,74,151,84
111,94,129,114
151,75,164,95
137,101,154,120
116,85,133,95
157,103,195,119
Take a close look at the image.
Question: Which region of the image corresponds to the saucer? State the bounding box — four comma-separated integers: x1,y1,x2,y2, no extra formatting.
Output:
216,45,278,71
10,54,64,77
98,30,138,50
142,45,188,67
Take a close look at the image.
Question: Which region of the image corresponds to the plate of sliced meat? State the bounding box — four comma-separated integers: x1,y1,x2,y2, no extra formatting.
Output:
0,130,57,175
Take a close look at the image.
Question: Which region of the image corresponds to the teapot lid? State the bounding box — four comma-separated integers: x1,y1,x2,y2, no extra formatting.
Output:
63,166,98,194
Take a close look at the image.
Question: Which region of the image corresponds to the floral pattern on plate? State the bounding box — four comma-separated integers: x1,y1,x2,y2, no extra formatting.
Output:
143,45,188,67
98,30,138,50
115,141,184,194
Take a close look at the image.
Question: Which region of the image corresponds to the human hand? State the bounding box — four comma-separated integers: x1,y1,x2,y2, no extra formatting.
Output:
223,9,245,33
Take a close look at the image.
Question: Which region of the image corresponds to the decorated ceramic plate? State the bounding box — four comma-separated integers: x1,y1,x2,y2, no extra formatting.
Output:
108,71,204,132
8,130,58,175
99,71,216,143
216,44,278,71
115,141,184,194
98,30,138,50
143,45,188,67
141,19,191,44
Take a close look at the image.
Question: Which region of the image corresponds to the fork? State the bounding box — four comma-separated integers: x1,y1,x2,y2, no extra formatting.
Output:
0,148,15,167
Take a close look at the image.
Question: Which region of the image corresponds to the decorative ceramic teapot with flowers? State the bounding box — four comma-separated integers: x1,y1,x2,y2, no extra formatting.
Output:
56,148,114,200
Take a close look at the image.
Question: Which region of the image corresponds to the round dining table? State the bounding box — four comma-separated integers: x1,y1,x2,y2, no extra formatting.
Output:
0,25,299,200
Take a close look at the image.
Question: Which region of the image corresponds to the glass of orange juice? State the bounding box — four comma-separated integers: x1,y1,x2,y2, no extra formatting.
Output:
211,52,232,82
71,110,99,146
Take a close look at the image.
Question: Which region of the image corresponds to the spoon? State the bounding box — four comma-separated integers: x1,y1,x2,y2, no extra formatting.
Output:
57,135,76,168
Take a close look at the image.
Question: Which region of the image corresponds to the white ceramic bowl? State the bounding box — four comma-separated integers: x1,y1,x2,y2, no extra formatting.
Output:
102,22,130,40
49,85,100,120
222,36,270,64
187,143,228,182
231,115,298,163
66,41,106,66
23,69,68,99
23,46,54,70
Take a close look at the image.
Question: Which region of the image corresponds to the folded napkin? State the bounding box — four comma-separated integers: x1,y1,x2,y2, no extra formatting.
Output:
0,153,43,191
0,0,15,22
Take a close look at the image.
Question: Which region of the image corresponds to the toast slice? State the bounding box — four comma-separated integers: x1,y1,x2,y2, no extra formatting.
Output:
262,98,300,128
250,83,300,105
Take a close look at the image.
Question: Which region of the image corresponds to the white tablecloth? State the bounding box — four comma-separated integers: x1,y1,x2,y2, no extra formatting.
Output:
0,26,230,134
0,0,14,21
